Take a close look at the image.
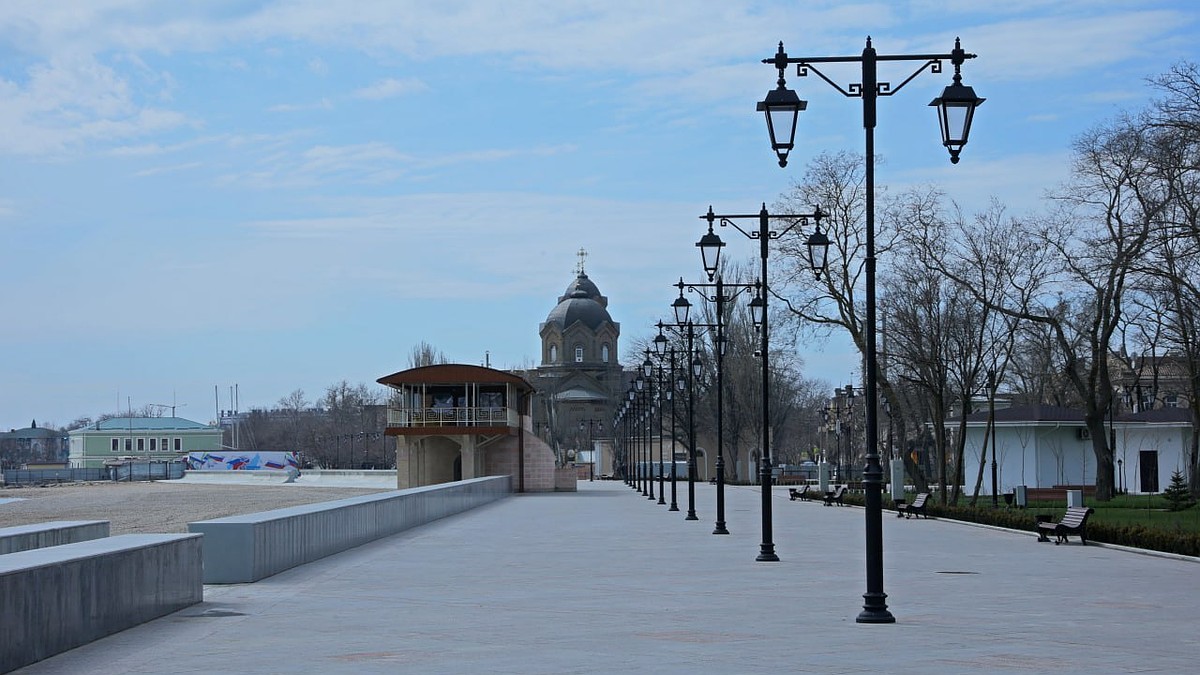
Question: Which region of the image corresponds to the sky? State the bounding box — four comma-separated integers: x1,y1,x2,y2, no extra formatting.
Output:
2,1,1198,430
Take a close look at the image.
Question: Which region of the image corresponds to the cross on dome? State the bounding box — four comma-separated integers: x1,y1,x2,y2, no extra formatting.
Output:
575,247,587,275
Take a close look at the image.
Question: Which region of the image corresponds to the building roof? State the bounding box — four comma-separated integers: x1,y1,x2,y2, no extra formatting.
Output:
377,364,534,392
80,417,215,432
545,293,613,331
950,403,1195,428
553,386,609,402
1116,407,1194,425
558,272,606,307
0,425,65,439
951,404,1084,425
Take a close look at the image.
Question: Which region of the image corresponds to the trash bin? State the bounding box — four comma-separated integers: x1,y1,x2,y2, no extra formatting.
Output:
1014,485,1028,508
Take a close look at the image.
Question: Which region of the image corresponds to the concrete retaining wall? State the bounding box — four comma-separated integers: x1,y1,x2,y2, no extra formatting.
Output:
189,475,511,583
0,533,203,673
178,468,398,488
0,520,110,555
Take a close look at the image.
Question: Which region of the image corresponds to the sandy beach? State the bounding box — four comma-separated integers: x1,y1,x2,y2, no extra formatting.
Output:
0,481,388,534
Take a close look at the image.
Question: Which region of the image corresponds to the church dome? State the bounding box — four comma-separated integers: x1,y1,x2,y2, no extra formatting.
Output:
559,273,603,304
545,291,612,330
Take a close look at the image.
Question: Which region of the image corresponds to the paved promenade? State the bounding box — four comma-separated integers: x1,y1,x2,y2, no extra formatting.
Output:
19,480,1199,674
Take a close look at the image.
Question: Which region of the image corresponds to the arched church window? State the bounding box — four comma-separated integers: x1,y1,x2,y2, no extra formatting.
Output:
574,345,584,363
549,344,558,362
601,344,610,363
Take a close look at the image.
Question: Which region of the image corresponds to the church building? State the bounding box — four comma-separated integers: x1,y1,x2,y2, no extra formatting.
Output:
517,252,628,477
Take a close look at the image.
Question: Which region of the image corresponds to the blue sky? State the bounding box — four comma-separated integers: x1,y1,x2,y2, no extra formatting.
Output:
2,1,1197,430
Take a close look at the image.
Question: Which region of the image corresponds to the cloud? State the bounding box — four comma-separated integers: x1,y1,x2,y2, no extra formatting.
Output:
351,77,428,100
133,161,204,177
267,98,334,113
0,55,189,156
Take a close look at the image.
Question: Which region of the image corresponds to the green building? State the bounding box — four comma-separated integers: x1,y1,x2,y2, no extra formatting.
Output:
68,417,222,469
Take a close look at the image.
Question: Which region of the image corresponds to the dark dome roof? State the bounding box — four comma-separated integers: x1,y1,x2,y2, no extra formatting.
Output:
545,295,612,330
559,273,605,306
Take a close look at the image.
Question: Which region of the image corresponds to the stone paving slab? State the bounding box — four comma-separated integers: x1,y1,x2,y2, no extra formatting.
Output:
17,479,1199,674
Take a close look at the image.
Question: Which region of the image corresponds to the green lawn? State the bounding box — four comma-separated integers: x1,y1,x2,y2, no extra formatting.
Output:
1029,495,1200,534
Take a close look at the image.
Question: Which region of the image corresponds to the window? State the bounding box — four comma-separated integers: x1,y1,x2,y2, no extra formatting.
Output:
549,344,558,362
124,438,132,452
575,346,584,363
1165,394,1179,408
111,438,119,452
601,344,610,363
162,438,169,453
150,438,157,451
174,438,182,452
136,438,145,452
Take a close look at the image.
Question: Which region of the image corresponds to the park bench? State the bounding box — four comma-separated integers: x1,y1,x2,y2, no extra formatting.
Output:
1036,506,1095,545
903,492,930,519
823,485,847,506
789,485,810,501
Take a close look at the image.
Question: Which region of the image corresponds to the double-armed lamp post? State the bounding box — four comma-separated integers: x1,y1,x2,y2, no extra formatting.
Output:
757,35,983,621
694,205,830,560
656,318,705,521
669,275,757,535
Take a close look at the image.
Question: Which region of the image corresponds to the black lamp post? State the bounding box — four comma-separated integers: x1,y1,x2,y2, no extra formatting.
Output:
672,276,756,535
759,36,983,622
637,368,656,501
665,345,680,511
628,387,639,491
619,398,628,482
659,314,706,522
696,205,829,561
579,419,602,481
988,369,999,508
647,345,670,505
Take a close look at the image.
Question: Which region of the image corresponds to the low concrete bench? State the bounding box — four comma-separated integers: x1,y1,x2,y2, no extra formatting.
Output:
0,533,203,673
189,475,511,584
0,520,110,555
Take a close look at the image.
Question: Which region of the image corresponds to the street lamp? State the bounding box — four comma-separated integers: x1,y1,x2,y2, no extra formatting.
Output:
647,346,671,505
638,362,656,502
760,35,982,622
662,344,681,511
579,419,602,481
988,369,999,508
696,205,829,561
628,387,639,491
675,275,757,535
658,310,707,522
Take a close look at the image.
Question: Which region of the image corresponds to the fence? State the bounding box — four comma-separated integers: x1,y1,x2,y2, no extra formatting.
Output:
2,468,105,486
2,463,184,485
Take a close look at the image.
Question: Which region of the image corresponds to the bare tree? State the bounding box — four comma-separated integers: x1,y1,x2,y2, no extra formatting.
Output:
408,341,450,368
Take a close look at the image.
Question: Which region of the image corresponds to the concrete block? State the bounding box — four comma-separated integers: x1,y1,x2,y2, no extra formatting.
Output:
0,520,110,555
0,533,203,673
190,475,511,583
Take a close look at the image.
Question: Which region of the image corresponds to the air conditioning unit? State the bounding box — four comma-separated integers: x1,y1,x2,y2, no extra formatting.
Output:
1077,427,1091,441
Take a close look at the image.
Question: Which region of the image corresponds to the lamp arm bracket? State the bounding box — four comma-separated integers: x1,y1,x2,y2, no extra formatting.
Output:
718,217,756,240
795,62,858,98
878,59,943,98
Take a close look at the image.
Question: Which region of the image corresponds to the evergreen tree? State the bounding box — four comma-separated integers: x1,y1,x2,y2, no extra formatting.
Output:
1162,469,1195,511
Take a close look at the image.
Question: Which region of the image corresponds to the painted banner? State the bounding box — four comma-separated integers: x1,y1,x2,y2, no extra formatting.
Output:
186,451,299,471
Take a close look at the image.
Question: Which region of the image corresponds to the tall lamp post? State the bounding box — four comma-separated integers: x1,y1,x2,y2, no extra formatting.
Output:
695,205,829,561
659,317,704,521
636,372,655,501
579,419,603,481
671,275,757,535
645,350,670,505
988,369,998,507
652,342,682,512
758,36,983,621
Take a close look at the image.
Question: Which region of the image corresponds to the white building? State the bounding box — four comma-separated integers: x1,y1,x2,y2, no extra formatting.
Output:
953,404,1194,495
